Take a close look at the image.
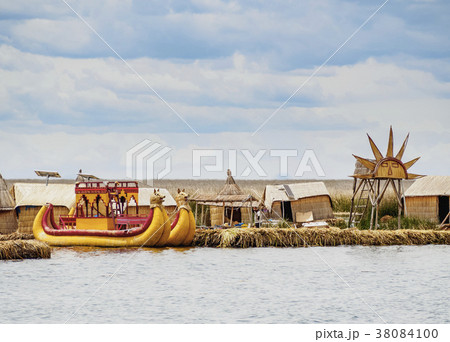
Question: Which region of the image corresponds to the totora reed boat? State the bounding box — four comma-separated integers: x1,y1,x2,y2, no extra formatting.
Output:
33,181,195,247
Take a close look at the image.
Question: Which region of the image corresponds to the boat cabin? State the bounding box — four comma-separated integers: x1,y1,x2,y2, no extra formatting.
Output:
60,181,142,230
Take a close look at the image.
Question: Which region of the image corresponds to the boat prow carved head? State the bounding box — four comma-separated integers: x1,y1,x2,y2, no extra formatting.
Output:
150,189,165,206
176,188,189,206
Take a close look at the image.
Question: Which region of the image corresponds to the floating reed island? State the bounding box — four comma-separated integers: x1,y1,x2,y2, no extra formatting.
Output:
192,228,450,248
0,232,50,260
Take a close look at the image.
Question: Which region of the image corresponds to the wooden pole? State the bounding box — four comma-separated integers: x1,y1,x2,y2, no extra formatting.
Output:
375,179,380,230
369,205,375,230
200,204,204,226
369,181,376,230
440,212,450,227
370,179,380,230
194,201,198,223
397,179,402,230
222,202,225,225
348,177,358,227
230,204,234,225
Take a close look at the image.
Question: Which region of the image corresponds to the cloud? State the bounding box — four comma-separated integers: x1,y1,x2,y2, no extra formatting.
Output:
1,45,449,134
0,1,449,179
1,0,449,69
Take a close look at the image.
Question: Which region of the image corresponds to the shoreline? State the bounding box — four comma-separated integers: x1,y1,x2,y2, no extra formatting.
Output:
192,228,450,248
2,229,449,254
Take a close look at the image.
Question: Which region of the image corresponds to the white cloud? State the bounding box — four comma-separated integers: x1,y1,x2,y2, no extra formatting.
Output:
1,1,449,179
10,18,93,54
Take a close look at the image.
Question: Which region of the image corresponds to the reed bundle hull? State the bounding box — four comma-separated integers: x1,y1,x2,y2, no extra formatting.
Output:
33,205,167,247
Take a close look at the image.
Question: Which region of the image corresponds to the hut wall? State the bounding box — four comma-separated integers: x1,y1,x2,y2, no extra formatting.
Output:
405,196,438,222
0,210,18,234
210,206,224,226
271,196,334,222
17,206,69,233
291,196,334,222
240,207,252,224
272,202,282,219
197,204,211,226
209,206,252,225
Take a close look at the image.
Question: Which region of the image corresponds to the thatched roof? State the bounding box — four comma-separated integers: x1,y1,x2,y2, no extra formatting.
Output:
127,187,176,207
191,170,258,206
11,183,75,209
263,182,331,210
191,193,258,207
218,169,243,196
405,176,450,197
0,173,15,210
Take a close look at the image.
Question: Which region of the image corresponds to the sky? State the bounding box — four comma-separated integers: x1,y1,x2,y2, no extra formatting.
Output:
0,0,449,181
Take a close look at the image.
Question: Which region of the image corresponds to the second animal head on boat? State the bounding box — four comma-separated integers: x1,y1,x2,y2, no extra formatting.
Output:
150,189,165,208
176,189,190,210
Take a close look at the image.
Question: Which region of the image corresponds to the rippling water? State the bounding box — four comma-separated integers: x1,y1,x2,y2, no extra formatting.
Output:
1,245,449,323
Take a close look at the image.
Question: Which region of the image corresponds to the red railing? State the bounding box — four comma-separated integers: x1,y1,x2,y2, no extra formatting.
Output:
59,214,148,230
75,181,139,194
59,216,76,229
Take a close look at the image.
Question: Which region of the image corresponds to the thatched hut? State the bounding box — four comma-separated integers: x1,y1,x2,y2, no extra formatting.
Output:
191,170,258,226
262,182,334,223
0,173,18,234
127,187,177,218
404,176,450,224
11,183,75,233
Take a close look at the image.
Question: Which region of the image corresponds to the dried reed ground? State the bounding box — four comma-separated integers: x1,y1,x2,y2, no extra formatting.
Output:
192,228,450,248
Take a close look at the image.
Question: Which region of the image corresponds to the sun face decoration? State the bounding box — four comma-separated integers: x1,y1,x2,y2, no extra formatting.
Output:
353,127,422,180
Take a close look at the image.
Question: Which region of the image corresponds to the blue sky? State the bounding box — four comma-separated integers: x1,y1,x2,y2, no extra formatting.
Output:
0,0,449,180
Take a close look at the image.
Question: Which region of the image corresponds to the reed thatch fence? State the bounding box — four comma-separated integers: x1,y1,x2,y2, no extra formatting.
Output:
192,228,450,248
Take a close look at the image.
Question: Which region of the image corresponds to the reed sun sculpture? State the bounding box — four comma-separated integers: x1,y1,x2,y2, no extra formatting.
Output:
349,127,423,230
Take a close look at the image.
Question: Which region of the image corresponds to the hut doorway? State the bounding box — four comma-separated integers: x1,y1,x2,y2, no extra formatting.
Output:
225,207,241,223
438,196,449,224
281,201,293,221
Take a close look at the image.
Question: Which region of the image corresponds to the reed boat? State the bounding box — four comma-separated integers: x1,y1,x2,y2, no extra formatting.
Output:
166,189,196,246
33,181,172,247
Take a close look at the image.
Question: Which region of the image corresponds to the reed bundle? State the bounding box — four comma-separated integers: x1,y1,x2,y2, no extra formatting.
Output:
0,240,51,260
192,228,450,248
0,232,35,241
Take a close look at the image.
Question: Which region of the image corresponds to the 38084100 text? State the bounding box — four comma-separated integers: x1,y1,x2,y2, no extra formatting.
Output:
315,328,439,341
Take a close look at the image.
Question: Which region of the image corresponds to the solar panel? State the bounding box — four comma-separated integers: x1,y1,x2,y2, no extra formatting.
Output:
34,170,61,178
35,170,61,186
283,184,295,199
78,173,99,180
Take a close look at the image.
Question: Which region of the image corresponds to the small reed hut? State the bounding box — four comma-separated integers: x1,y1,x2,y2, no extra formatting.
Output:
127,187,177,218
191,170,258,226
404,175,450,224
262,182,334,223
11,183,75,233
0,173,18,234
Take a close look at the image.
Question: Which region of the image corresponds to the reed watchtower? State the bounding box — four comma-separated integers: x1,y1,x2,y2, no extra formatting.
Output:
349,127,423,229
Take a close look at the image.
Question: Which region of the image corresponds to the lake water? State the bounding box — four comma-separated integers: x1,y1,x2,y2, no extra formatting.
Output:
0,245,449,323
